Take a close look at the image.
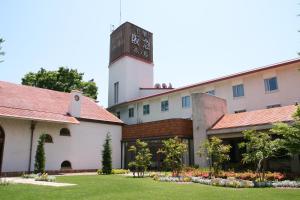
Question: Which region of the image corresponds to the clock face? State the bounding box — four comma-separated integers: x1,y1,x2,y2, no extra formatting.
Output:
129,25,152,61
109,22,153,64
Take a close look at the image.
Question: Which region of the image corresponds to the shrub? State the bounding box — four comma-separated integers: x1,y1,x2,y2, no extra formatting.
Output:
22,173,38,179
158,137,187,177
34,173,56,182
112,169,130,174
34,134,46,174
102,133,112,174
128,139,152,178
198,137,231,177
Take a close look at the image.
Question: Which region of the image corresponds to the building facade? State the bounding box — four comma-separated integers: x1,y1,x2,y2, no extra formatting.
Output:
108,22,300,172
0,81,123,176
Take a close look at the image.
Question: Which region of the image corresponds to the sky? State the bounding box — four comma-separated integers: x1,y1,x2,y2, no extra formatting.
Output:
0,0,299,107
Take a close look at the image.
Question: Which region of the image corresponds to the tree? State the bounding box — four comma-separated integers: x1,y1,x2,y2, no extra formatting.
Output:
198,136,231,177
0,38,4,63
22,67,98,99
271,106,300,156
239,130,282,182
128,139,152,178
102,133,112,174
157,137,187,177
34,134,46,174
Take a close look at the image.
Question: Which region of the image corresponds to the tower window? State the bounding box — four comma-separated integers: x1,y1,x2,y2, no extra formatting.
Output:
182,96,191,108
264,77,278,92
143,104,150,115
232,84,244,97
128,108,134,118
161,100,169,112
114,82,119,104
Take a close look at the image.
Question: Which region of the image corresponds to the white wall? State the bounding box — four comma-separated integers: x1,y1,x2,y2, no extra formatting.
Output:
108,56,154,107
115,62,300,124
0,118,122,172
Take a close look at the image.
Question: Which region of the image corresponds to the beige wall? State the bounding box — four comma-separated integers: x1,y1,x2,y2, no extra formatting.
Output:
191,93,227,167
114,62,300,124
0,117,122,173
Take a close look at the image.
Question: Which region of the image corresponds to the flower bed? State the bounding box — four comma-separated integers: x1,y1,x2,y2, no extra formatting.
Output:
22,173,56,182
155,176,300,188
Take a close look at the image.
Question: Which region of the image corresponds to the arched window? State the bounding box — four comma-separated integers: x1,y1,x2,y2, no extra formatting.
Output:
44,134,53,143
61,160,72,170
60,128,71,136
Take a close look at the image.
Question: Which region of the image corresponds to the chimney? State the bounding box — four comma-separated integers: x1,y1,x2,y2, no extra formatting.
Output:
68,90,82,117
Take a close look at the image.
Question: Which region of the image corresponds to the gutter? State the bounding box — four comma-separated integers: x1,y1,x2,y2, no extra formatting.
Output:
28,121,36,173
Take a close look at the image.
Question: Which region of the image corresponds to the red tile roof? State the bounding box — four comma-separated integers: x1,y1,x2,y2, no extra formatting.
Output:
210,105,297,130
109,58,300,109
0,81,122,124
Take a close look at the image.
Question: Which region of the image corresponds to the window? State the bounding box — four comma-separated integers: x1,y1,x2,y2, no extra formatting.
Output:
116,111,121,119
114,82,119,104
267,104,281,109
143,104,150,115
232,84,244,97
128,108,134,118
44,134,53,143
161,100,169,112
60,128,71,136
206,90,215,96
182,96,191,108
264,77,278,92
234,109,246,113
61,160,72,170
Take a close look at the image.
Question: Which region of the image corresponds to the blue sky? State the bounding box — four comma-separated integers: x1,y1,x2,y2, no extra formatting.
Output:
0,0,298,107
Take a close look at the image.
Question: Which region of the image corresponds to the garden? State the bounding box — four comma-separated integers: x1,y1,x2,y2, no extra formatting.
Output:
1,107,300,199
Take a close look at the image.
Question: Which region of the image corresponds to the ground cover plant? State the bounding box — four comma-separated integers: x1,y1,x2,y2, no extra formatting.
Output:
0,175,299,200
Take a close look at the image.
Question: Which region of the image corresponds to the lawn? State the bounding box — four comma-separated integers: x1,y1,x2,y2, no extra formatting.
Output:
0,175,299,200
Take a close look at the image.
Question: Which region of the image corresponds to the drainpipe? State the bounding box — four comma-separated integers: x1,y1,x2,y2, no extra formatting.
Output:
28,121,36,173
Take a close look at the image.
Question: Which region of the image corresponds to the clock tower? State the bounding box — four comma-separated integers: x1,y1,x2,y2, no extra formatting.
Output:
108,22,154,107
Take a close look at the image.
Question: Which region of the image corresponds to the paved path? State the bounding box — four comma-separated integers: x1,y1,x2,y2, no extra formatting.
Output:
1,177,76,187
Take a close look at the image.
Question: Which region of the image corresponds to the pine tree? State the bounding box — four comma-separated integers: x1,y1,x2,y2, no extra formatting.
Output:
102,133,112,174
34,134,46,173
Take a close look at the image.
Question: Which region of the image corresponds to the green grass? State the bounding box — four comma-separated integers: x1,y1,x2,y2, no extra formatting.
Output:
0,175,299,200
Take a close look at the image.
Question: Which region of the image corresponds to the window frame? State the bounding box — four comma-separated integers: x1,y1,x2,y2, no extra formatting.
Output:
232,84,245,98
143,104,150,115
114,82,119,104
181,96,191,108
264,77,278,93
161,100,169,112
128,107,134,118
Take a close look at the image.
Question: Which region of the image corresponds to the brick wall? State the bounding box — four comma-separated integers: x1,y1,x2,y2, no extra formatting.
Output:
122,118,193,140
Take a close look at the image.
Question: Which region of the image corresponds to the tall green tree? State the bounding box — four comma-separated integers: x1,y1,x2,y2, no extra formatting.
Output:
271,106,300,156
198,136,231,177
102,133,112,174
128,139,152,178
22,67,98,99
0,38,4,63
239,130,282,182
158,137,187,177
34,134,46,174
